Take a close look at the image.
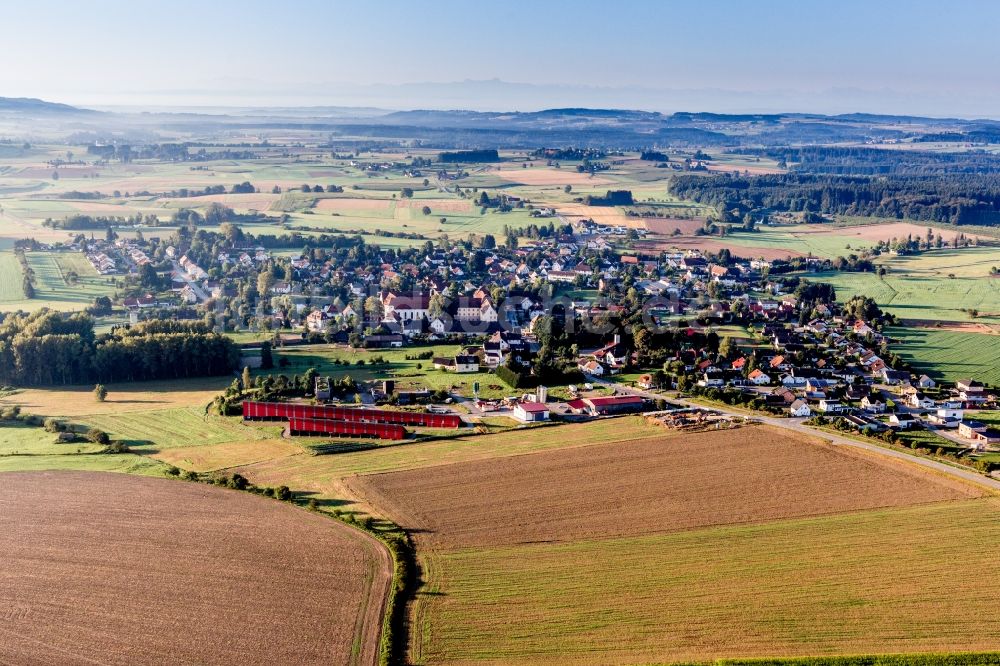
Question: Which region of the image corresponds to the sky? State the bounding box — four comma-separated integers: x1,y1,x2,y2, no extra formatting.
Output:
3,0,1000,116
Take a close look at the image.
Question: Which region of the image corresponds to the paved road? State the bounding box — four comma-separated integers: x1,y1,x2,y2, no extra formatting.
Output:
171,260,209,302
588,375,1000,492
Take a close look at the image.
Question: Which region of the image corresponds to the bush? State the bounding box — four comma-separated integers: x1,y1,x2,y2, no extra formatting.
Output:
228,473,249,490
43,417,64,433
166,466,181,476
86,428,110,445
274,485,292,501
104,441,129,453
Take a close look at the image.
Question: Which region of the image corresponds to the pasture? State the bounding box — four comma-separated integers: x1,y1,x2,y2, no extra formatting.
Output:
0,471,390,666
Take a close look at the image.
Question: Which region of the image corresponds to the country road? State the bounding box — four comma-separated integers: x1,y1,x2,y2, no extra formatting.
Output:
588,375,1000,492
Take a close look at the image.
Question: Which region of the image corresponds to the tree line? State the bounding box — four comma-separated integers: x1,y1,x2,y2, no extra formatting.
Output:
0,311,239,386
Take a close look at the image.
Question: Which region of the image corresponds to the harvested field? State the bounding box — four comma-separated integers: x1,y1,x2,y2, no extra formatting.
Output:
153,438,305,472
415,498,1000,665
492,166,614,186
233,417,662,514
642,216,707,235
0,471,390,666
0,377,230,417
556,202,643,228
350,425,980,548
315,197,393,212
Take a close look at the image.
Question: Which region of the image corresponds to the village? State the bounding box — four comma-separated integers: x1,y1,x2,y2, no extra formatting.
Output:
25,213,1000,462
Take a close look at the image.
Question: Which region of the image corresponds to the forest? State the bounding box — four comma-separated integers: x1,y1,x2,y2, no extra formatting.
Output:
670,172,1000,225
0,311,239,385
741,146,1000,175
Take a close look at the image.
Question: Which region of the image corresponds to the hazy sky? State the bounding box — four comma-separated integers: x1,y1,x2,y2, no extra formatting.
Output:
3,0,1000,115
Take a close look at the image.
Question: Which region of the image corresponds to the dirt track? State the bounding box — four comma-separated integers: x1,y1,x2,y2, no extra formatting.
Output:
0,471,391,666
350,425,980,548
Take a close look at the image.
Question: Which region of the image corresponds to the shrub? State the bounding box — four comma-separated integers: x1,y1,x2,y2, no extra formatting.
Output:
166,466,181,476
43,417,64,433
104,441,129,453
228,473,249,490
86,428,110,445
274,485,292,501
93,384,107,402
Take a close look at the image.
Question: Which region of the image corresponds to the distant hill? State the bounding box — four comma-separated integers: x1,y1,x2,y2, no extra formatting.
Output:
0,97,94,114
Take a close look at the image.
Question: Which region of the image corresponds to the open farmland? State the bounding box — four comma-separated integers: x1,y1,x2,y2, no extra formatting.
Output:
416,498,1000,665
0,471,390,666
0,376,231,417
350,425,980,547
887,326,1000,386
806,246,1000,323
337,424,998,665
0,251,24,300
229,417,663,513
79,407,279,451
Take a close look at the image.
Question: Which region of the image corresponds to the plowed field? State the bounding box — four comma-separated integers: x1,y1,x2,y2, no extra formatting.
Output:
0,471,390,666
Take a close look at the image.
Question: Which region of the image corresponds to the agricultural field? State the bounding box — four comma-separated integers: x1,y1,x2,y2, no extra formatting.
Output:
0,250,25,299
337,424,998,665
79,407,280,451
886,326,1000,386
0,376,231,417
0,249,118,312
416,498,1000,665
0,471,390,666
811,247,1000,324
350,425,979,547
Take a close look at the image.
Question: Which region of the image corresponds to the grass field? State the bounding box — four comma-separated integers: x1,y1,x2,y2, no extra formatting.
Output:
414,499,1000,665
811,248,1000,323
887,326,1000,386
79,407,280,451
0,251,24,300
0,376,231,417
0,250,118,312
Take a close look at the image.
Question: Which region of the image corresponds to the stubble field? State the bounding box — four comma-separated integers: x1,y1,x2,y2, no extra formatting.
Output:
350,425,980,547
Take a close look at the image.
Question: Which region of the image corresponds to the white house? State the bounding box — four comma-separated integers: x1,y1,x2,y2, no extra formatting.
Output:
819,399,845,414
916,374,936,389
747,369,771,386
513,401,549,423
790,399,812,417
861,395,885,413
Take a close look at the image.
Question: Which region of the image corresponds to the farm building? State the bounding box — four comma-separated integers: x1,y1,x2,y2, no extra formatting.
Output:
513,401,549,423
242,401,461,428
575,395,646,417
288,417,406,440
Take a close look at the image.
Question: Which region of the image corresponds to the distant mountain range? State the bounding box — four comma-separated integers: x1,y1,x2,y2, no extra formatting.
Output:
3,95,999,149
